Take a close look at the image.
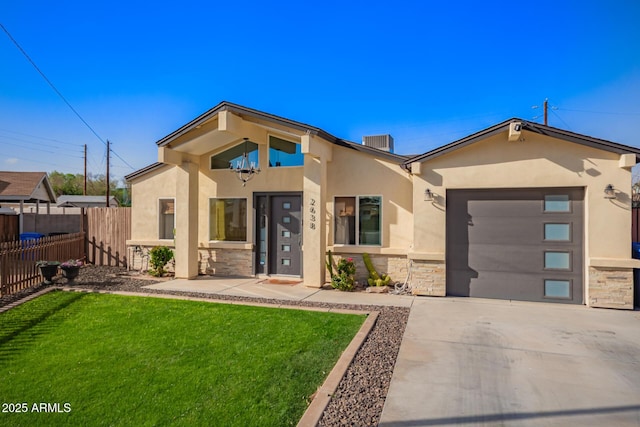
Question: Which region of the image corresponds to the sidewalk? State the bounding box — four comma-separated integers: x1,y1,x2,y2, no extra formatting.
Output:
144,276,415,307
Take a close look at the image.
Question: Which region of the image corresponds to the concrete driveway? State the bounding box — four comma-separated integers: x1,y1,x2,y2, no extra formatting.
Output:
380,298,640,426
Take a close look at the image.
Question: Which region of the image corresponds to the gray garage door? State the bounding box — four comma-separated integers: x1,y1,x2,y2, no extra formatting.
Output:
446,188,583,304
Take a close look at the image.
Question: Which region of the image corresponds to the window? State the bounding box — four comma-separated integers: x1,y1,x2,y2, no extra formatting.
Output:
210,141,259,169
209,199,247,241
544,251,571,270
334,196,381,245
269,135,303,167
544,279,571,298
544,195,570,212
159,199,175,240
544,223,571,241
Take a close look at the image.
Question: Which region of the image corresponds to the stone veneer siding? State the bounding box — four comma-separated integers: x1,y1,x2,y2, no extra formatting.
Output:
410,260,446,296
588,267,634,309
199,248,253,277
127,245,175,273
331,253,408,287
128,245,254,277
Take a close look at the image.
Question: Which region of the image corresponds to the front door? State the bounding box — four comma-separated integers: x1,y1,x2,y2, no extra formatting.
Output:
255,193,302,276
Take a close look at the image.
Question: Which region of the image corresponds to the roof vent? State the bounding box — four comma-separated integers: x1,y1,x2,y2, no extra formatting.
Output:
362,134,394,152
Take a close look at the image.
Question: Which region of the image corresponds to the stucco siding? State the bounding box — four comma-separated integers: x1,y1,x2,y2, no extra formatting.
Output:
129,165,176,243
327,145,413,251
413,130,633,263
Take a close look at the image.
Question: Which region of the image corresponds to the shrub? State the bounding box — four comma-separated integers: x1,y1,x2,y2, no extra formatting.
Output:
149,246,174,277
326,251,356,291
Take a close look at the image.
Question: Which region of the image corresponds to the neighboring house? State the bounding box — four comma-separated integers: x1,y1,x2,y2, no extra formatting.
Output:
57,195,120,210
126,101,640,309
0,171,57,233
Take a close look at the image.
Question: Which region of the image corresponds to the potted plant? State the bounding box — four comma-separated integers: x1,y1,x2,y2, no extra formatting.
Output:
36,260,60,284
60,259,83,282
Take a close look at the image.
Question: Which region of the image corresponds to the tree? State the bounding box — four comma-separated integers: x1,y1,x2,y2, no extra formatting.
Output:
49,171,83,196
85,173,118,196
48,171,129,206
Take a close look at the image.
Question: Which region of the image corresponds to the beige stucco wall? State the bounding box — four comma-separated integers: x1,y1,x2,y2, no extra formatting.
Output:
128,116,636,306
197,131,305,253
127,114,413,284
326,145,414,254
412,130,633,261
128,164,176,247
127,133,413,283
411,129,638,306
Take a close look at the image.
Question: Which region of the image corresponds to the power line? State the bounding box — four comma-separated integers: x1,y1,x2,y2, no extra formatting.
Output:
549,108,572,130
0,22,136,171
0,134,84,152
0,139,57,154
1,23,106,146
0,128,81,146
559,108,640,116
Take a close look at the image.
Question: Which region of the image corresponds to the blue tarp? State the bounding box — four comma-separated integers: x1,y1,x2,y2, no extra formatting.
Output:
20,232,44,241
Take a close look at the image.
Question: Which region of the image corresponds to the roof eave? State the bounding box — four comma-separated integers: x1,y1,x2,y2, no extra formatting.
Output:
125,162,166,182
336,139,411,164
155,101,339,148
404,119,640,166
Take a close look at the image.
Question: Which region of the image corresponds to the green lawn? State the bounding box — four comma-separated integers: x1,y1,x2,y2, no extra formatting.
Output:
0,291,365,426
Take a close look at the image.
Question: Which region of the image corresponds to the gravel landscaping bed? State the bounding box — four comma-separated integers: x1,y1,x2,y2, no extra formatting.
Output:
1,265,410,426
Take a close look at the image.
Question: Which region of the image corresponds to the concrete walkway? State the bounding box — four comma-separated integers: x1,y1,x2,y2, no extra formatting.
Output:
145,276,415,307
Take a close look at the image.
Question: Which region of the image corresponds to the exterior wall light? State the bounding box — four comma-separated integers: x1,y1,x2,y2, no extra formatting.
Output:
229,138,261,186
604,184,616,199
424,188,433,201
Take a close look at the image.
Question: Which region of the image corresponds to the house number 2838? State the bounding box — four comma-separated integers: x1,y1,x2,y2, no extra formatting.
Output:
309,199,316,230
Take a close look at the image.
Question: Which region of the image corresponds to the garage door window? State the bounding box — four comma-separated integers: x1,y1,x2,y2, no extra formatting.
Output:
544,223,571,241
544,279,571,298
544,195,570,212
544,251,571,270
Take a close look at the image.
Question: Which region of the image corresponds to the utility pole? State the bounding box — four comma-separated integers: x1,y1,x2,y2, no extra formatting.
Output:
83,144,87,195
543,98,548,126
106,140,110,207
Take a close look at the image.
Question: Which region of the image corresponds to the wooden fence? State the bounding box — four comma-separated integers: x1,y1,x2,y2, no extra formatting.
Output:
0,215,19,241
0,232,85,297
84,208,131,267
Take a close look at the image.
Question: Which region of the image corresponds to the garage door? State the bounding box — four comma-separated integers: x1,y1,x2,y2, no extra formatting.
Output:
446,188,583,304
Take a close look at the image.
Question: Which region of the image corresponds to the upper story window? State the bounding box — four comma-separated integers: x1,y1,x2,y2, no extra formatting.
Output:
159,198,175,240
334,196,382,246
269,135,303,167
210,141,259,170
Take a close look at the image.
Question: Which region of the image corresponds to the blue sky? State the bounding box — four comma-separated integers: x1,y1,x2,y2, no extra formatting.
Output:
1,0,639,183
